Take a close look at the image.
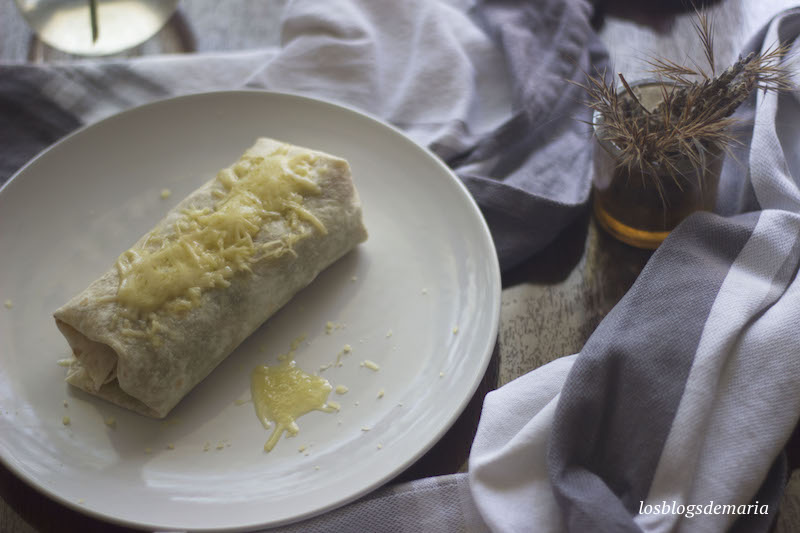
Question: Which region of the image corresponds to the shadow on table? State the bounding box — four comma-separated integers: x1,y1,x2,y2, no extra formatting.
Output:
496,205,654,386
0,464,136,533
503,207,653,291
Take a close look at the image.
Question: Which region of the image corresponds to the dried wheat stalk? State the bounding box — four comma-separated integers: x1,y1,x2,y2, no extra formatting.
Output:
581,10,793,189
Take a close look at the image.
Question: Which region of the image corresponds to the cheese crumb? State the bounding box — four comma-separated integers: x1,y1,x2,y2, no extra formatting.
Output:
63,400,69,408
361,426,371,432
439,372,445,378
160,188,172,199
104,416,116,428
203,442,210,452
216,442,225,450
362,360,380,371
325,321,335,334
62,415,70,425
3,300,12,309
335,385,349,395
57,358,73,367
144,447,152,454
167,443,175,450
350,276,358,282
377,443,383,450
377,389,385,399
161,418,180,428
78,498,85,504
335,345,350,366
452,326,459,334
327,400,341,411
385,330,393,338
298,445,307,453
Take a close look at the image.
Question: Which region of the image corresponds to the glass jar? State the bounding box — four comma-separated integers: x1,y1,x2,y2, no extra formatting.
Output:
15,0,181,57
592,81,722,249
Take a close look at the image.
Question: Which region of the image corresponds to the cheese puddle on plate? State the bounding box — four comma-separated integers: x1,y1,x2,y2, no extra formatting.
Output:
251,346,337,452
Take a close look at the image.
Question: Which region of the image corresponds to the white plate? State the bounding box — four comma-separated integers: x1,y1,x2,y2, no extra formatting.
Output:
0,91,500,531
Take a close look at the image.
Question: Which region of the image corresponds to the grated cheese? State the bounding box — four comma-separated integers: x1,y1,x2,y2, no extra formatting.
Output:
114,146,328,344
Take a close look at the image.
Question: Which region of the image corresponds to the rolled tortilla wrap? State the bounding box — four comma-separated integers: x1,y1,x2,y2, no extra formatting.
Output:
54,138,368,418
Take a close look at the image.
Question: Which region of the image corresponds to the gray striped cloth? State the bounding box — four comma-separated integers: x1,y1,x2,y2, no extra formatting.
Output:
471,9,800,533
1,0,799,532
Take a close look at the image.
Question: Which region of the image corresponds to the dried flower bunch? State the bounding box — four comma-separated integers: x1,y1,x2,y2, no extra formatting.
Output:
582,10,793,183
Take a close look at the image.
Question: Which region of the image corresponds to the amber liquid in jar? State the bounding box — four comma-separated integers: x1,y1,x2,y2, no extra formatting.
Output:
592,83,722,249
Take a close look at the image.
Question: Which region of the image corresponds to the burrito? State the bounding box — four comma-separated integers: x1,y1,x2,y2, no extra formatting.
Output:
54,138,368,418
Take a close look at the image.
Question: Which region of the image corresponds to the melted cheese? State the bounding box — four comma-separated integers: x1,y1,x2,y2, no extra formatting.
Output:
115,145,326,315
251,359,336,452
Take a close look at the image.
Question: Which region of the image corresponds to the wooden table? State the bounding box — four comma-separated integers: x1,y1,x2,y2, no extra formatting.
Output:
1,1,798,531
